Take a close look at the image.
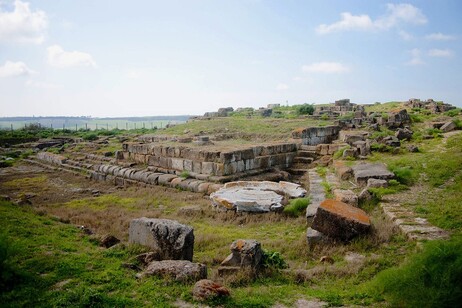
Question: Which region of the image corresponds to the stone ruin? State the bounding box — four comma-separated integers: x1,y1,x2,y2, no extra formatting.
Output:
405,98,455,113
119,142,298,182
313,99,366,118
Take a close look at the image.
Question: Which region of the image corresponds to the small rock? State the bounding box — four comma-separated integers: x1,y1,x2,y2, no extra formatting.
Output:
395,128,413,141
367,178,388,188
178,206,203,216
344,252,365,264
407,145,419,153
358,188,373,204
333,189,358,207
306,227,329,249
100,235,120,248
78,225,94,235
192,279,230,301
135,252,161,266
319,256,334,264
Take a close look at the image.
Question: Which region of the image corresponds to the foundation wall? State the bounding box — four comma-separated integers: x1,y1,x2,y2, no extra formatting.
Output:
292,126,340,145
121,143,298,176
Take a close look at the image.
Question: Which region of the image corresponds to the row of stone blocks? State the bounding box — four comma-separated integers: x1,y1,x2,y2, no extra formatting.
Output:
90,164,222,194
292,126,340,146
123,142,297,162
121,146,297,176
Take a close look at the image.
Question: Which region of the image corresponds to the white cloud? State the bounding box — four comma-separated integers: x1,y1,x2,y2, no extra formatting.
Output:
47,45,96,68
316,13,374,34
399,30,413,41
25,80,60,89
316,3,427,35
0,60,35,77
276,83,289,91
302,62,349,73
425,32,456,41
406,48,424,66
428,49,453,58
0,0,47,44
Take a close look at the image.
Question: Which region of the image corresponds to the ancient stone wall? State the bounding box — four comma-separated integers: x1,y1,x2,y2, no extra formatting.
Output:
120,143,298,177
292,126,340,145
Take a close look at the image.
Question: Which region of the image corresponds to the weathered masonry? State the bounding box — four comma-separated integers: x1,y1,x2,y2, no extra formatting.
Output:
292,126,340,146
119,143,298,180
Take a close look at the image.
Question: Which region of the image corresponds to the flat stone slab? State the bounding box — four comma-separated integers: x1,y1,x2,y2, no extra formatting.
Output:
312,199,371,241
352,163,394,186
210,181,306,213
138,260,207,282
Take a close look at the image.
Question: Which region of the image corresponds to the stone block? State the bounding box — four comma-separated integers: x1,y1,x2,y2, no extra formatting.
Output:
139,260,206,282
441,121,456,132
158,174,177,185
129,217,194,261
333,189,358,207
312,200,370,241
201,162,215,175
171,158,184,171
221,239,262,269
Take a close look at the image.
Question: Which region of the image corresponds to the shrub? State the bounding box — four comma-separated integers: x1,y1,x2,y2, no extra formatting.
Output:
389,166,414,185
445,108,461,117
296,104,315,115
261,250,288,269
371,237,462,307
179,170,190,179
283,198,310,217
82,133,98,141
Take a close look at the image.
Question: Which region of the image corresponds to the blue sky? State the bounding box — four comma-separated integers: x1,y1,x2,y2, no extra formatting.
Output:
0,0,461,116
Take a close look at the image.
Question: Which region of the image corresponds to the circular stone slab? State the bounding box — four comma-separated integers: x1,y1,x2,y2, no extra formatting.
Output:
211,186,283,213
210,180,306,213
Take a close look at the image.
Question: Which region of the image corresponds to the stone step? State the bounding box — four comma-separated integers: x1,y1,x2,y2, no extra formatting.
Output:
294,157,314,164
297,151,318,158
300,145,317,151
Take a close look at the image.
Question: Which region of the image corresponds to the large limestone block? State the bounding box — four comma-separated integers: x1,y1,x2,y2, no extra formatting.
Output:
312,200,371,241
139,260,206,282
129,217,194,261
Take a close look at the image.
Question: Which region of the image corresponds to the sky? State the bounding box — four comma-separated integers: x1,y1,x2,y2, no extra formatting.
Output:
0,0,461,117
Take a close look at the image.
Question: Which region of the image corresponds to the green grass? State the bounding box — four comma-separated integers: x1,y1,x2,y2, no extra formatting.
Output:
283,198,310,217
369,236,462,307
155,117,333,139
368,132,462,232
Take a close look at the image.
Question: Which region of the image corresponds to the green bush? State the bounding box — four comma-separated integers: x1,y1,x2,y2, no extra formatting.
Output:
389,166,414,185
296,104,315,115
445,108,461,117
261,250,288,269
283,198,310,217
371,237,462,307
82,133,98,141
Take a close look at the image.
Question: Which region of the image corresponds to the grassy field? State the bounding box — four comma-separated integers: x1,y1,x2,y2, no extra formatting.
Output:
1,101,462,307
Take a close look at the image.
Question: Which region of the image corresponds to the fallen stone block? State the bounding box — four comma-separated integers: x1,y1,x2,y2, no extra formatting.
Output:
367,178,388,188
129,218,194,261
352,163,394,186
306,227,329,249
440,121,456,132
312,200,371,241
221,239,262,269
138,260,206,282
